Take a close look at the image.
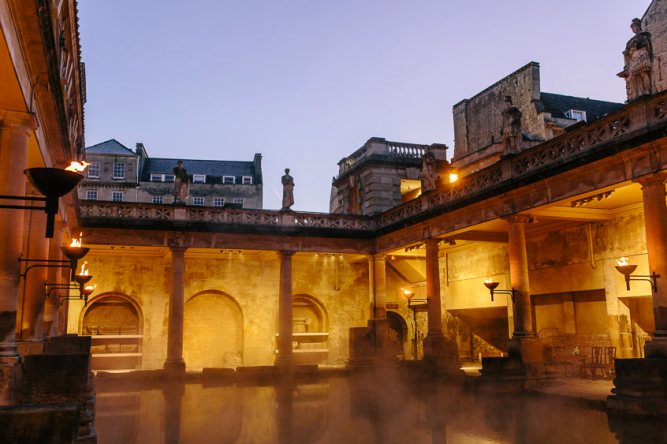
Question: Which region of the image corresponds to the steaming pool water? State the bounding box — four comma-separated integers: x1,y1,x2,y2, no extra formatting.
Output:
95,372,658,444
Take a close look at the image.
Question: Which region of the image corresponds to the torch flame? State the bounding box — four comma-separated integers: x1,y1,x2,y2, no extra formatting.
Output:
85,284,96,291
449,173,458,183
69,232,82,248
617,257,629,267
79,261,89,276
486,278,493,283
65,161,90,172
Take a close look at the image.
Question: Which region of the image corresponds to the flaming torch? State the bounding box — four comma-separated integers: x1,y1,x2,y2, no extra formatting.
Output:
61,232,89,282
614,257,659,293
64,161,90,173
23,161,88,238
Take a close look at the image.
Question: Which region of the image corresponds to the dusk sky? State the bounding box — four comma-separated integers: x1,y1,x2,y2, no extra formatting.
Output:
78,0,651,213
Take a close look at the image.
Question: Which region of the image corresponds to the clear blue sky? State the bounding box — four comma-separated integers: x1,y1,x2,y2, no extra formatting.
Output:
79,0,652,213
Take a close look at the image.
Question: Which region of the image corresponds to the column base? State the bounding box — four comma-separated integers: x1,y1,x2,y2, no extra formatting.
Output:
644,339,667,358
163,360,186,376
347,319,399,368
0,357,21,406
478,356,527,393
607,358,667,416
276,355,296,372
422,334,462,374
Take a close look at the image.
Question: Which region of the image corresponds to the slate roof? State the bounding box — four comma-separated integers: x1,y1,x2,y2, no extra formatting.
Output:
539,93,624,121
86,139,135,155
141,158,259,184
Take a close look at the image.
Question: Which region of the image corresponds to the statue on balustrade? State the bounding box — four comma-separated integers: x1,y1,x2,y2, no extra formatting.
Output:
500,96,522,155
281,168,294,211
619,18,654,101
421,150,439,192
173,160,189,204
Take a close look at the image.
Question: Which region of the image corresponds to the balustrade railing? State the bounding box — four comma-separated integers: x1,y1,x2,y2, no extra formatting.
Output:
81,92,667,235
80,202,376,231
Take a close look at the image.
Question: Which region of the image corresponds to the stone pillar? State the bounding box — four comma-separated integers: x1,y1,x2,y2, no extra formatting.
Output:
505,215,534,338
504,215,542,364
277,251,295,369
44,223,65,337
162,384,184,444
423,239,460,371
367,255,375,318
0,110,37,405
372,254,387,320
563,293,577,335
164,247,187,375
18,186,49,342
636,173,667,358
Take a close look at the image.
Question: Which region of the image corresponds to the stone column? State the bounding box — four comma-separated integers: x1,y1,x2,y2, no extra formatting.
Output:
277,251,295,369
18,186,49,342
423,239,460,371
164,247,187,375
0,110,37,405
367,255,375,318
372,254,387,320
425,239,443,338
636,173,667,358
44,223,65,337
504,215,534,338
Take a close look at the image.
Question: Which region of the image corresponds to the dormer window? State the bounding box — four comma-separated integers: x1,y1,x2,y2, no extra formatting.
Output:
193,174,206,183
223,176,235,184
242,176,253,185
565,110,587,122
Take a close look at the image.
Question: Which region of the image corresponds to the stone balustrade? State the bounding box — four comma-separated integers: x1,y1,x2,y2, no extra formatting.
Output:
81,92,667,236
80,203,376,232
377,92,667,230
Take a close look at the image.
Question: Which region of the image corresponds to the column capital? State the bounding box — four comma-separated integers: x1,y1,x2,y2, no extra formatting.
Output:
169,246,187,256
373,253,386,262
633,172,667,188
424,238,440,247
0,110,38,135
278,250,296,258
502,214,531,225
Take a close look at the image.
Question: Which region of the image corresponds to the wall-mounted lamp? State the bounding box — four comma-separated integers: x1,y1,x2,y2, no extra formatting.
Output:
0,165,87,238
615,257,659,293
484,279,517,302
402,288,427,360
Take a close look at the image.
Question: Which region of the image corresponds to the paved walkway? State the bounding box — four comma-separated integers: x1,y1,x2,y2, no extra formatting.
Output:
461,361,613,408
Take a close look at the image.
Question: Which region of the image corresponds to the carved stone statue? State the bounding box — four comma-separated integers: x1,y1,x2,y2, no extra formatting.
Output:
281,168,294,211
173,160,189,204
421,151,439,192
500,96,522,155
619,18,654,101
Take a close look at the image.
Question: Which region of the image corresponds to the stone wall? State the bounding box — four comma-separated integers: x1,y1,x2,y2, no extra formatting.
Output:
69,252,369,369
452,62,543,163
642,0,667,94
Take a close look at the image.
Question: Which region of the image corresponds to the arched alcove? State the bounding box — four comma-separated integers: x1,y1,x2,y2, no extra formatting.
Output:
183,290,244,369
387,311,408,358
290,294,329,365
79,293,144,370
292,294,328,333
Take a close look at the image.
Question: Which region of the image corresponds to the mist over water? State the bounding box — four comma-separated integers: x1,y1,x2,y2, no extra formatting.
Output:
96,369,652,444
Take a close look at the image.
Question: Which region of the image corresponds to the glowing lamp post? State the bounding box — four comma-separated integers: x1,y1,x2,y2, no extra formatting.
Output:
484,279,517,302
615,257,659,292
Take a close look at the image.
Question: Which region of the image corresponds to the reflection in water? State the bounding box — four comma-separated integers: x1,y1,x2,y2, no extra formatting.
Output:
96,370,667,444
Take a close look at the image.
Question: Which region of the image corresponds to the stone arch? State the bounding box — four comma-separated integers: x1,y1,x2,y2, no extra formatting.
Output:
78,292,143,336
387,311,409,358
183,290,243,369
292,294,328,333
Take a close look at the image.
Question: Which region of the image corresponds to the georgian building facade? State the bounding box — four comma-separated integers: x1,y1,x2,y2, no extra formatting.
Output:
79,139,263,209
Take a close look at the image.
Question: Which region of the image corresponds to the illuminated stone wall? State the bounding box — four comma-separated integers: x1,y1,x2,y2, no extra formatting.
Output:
69,252,370,369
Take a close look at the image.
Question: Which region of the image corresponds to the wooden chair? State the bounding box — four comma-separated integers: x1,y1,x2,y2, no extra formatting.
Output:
601,346,616,380
580,346,603,379
553,346,574,377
